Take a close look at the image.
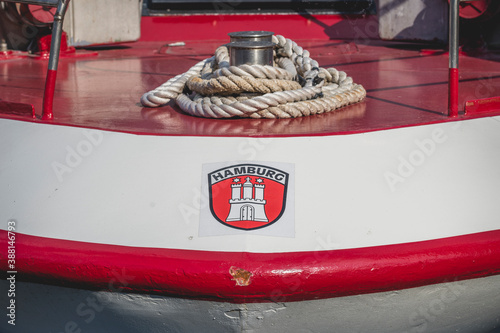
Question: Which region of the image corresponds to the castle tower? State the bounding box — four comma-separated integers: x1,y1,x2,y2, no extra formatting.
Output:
254,178,264,200
242,177,253,199
231,178,242,200
226,177,268,223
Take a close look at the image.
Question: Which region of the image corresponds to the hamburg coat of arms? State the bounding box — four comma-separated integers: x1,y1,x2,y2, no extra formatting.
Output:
208,163,289,230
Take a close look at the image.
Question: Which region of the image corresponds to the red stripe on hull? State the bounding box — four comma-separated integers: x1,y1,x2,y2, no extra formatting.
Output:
2,230,500,303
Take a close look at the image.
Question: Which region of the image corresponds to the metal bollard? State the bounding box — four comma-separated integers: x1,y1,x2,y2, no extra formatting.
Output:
227,31,274,67
228,31,273,43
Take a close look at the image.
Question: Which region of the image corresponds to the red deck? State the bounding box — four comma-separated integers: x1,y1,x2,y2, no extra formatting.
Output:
1,16,500,137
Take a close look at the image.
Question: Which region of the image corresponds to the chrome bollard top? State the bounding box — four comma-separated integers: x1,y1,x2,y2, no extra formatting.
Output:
227,31,274,67
228,31,274,43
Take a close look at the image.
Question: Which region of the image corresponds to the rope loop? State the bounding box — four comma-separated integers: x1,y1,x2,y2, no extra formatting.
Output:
141,35,366,118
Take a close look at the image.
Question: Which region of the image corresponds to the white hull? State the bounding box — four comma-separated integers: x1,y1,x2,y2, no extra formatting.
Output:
1,116,500,252
2,116,500,332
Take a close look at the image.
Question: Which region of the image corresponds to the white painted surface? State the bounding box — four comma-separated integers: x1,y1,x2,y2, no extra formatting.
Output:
377,0,448,42
2,275,500,332
63,0,142,46
1,117,500,252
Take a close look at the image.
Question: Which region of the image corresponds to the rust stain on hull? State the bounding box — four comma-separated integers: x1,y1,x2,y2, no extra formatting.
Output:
229,266,252,286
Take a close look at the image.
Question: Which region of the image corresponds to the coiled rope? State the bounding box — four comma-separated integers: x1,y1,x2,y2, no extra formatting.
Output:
140,35,366,119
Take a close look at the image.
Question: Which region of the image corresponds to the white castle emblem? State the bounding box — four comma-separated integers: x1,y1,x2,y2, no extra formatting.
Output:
226,177,269,222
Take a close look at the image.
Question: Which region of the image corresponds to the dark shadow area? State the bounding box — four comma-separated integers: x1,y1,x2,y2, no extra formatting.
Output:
294,11,378,41
145,0,374,15
391,0,448,44
81,45,132,51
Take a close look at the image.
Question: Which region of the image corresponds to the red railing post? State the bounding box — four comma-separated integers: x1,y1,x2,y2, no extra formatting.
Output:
41,0,70,120
448,0,460,117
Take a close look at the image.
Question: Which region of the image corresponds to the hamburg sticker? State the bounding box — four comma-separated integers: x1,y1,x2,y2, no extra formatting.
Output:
200,162,295,237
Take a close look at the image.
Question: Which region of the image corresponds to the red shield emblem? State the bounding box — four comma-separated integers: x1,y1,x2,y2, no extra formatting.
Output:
208,164,289,230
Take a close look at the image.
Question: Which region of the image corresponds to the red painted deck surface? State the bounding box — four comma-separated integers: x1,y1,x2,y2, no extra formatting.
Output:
1,18,500,136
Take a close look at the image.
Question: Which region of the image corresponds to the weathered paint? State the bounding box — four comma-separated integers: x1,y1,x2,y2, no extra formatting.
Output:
2,230,500,302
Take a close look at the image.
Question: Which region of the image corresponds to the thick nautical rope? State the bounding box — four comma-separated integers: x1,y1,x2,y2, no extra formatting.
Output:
140,35,366,119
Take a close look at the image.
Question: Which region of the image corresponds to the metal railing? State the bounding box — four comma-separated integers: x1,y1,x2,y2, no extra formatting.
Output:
2,0,69,120
449,0,459,117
